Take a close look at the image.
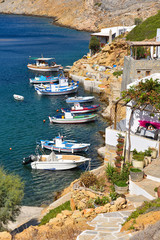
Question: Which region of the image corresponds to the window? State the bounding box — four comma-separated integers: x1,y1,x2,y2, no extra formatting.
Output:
137,71,141,74
146,71,150,76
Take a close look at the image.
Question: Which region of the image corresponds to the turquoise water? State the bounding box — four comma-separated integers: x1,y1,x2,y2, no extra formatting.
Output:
0,14,107,206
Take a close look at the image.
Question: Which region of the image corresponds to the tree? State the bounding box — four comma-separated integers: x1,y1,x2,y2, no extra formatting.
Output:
0,168,24,230
134,18,143,26
89,36,100,54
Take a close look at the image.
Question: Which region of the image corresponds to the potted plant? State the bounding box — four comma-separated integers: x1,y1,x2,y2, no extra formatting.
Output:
117,133,124,143
115,134,125,168
130,168,143,182
114,180,128,194
149,147,158,159
144,148,152,166
132,149,144,169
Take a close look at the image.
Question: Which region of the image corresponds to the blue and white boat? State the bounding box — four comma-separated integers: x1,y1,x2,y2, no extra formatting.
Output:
29,75,59,84
34,78,78,95
40,135,90,153
66,96,95,103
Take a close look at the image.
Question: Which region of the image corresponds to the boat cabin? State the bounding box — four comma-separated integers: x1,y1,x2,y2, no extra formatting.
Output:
64,111,73,119
72,103,83,110
54,136,65,147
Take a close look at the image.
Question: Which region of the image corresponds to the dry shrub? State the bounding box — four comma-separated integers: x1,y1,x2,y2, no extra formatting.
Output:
79,172,98,188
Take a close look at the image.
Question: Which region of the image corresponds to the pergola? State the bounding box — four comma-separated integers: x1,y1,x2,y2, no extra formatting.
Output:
114,78,160,161
127,41,160,60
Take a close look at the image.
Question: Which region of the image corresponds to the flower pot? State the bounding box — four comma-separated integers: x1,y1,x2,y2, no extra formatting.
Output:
117,138,124,143
116,150,123,156
114,184,128,194
150,148,157,159
144,156,152,166
130,170,143,182
132,159,144,169
115,161,121,168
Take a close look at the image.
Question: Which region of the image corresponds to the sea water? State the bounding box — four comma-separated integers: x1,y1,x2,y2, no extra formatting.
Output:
0,14,107,206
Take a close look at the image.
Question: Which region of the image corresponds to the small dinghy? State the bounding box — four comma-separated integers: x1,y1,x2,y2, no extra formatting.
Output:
23,151,90,170
49,111,97,124
13,94,24,101
66,96,95,103
40,135,90,153
61,102,99,114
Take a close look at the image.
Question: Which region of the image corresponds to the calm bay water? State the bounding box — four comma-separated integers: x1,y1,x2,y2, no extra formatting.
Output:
0,14,107,206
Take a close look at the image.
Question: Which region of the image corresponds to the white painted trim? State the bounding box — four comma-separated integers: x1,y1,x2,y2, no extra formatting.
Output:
129,180,155,200
146,175,160,183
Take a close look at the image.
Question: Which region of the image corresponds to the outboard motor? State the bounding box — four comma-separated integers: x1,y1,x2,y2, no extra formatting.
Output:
22,154,38,165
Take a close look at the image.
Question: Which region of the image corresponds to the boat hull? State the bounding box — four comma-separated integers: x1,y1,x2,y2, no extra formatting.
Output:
35,86,78,95
49,115,96,124
66,96,95,103
27,64,60,72
41,143,89,152
29,77,59,84
31,159,88,170
61,105,99,114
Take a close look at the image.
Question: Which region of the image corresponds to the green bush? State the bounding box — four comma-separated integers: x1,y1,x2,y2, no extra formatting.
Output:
115,180,128,187
80,172,98,188
0,168,24,230
89,36,100,54
134,18,143,26
109,191,119,201
113,70,123,78
94,196,109,206
126,11,160,40
130,168,142,172
40,201,71,226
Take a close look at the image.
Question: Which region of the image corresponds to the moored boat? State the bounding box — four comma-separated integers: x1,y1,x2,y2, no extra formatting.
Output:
34,78,78,95
61,102,99,114
13,94,24,101
27,57,62,72
66,96,95,103
40,135,90,152
29,75,59,84
23,151,90,170
49,111,97,124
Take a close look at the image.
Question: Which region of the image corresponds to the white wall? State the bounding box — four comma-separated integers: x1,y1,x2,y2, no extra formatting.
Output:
105,127,159,152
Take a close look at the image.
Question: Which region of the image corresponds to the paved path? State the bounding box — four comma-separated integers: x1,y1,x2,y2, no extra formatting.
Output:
77,211,135,240
144,158,160,179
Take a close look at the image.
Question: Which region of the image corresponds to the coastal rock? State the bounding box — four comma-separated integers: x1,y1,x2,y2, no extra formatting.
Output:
0,232,11,240
115,197,126,209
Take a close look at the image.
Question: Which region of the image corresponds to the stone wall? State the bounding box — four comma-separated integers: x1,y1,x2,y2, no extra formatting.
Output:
122,56,160,91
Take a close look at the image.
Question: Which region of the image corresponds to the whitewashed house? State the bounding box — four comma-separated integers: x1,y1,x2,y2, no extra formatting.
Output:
105,73,160,154
91,25,135,46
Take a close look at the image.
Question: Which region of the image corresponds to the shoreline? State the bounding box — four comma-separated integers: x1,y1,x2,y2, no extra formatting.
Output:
0,12,92,33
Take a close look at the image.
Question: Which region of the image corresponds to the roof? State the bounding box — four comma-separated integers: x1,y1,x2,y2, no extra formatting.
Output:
29,57,55,61
91,25,135,37
127,41,160,46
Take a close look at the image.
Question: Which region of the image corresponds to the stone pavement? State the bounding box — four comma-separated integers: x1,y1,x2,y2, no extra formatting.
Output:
77,210,135,240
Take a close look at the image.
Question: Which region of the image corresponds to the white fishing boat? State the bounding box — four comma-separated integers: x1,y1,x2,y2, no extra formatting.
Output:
49,111,97,124
34,78,78,95
29,75,59,84
40,135,90,153
27,57,62,72
66,96,95,103
13,94,24,101
61,102,99,114
23,151,90,170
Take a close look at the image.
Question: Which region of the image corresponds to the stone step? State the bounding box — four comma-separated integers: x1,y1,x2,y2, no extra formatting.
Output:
126,194,150,208
129,178,160,200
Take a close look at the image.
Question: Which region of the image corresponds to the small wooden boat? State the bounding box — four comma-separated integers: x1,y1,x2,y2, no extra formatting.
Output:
40,135,90,153
34,78,78,95
66,96,95,103
13,94,24,101
27,57,62,72
61,102,99,114
29,75,59,84
49,111,97,124
23,151,90,170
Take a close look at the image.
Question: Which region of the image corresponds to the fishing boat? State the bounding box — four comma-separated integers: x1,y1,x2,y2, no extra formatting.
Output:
34,78,78,95
61,102,99,114
40,135,90,153
29,75,59,84
49,111,97,124
13,94,24,101
27,57,62,72
66,96,95,103
22,151,90,170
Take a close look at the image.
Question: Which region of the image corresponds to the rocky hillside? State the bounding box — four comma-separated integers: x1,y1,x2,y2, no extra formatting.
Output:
0,0,160,31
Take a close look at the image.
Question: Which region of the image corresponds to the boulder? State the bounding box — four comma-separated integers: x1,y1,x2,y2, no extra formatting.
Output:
0,232,12,240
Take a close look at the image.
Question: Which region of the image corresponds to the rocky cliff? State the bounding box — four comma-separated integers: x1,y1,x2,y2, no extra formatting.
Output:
0,0,160,31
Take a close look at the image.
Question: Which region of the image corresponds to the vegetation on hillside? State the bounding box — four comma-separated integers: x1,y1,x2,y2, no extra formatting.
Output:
0,168,24,230
126,11,160,41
